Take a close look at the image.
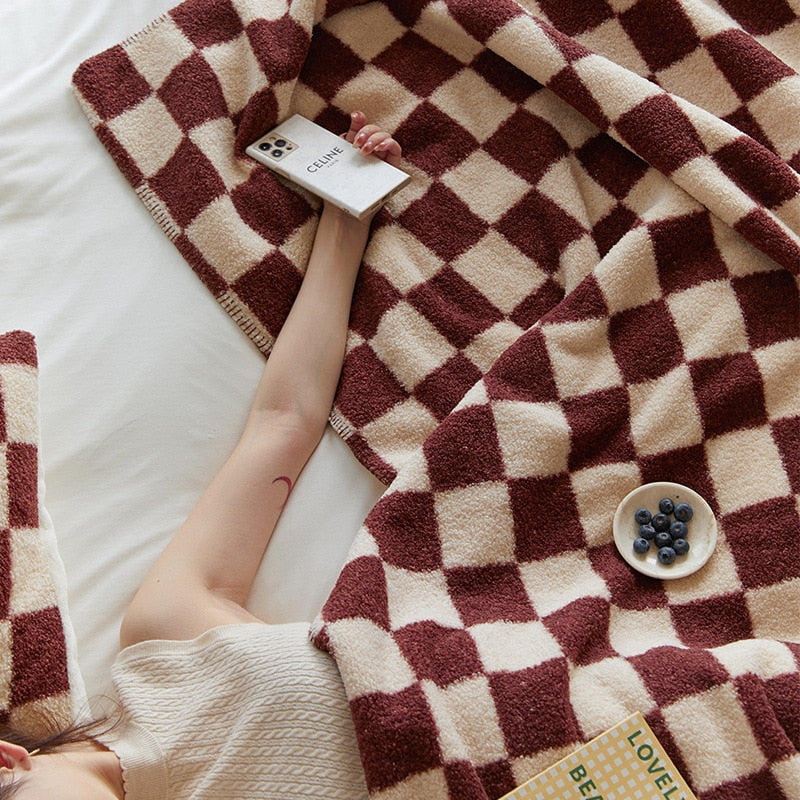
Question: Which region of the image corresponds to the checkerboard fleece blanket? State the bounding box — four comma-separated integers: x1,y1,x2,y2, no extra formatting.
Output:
73,1,800,797
0,332,76,738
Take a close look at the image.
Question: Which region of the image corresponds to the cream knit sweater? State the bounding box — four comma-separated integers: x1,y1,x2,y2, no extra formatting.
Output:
101,622,368,799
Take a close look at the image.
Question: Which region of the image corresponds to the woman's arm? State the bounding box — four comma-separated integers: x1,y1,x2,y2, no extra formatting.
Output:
120,113,402,648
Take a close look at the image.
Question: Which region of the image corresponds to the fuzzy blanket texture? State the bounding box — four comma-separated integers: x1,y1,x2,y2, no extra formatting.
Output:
0,331,75,737
73,1,800,798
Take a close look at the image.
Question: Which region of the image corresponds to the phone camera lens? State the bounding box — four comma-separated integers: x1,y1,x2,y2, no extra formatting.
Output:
271,149,284,158
274,139,287,147
258,142,271,151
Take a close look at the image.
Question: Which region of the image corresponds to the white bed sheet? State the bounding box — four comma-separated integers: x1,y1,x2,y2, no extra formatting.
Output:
0,0,385,704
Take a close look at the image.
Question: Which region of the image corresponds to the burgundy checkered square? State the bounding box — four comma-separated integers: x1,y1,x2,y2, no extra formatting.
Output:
446,563,537,625
509,474,585,561
73,0,800,796
374,32,462,97
619,0,701,73
394,622,482,687
609,299,685,384
489,660,580,757
171,0,244,47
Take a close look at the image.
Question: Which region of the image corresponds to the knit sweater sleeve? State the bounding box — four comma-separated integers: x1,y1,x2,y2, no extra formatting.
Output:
104,622,368,800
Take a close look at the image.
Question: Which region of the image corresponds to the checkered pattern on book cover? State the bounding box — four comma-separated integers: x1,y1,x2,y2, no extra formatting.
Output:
0,331,74,737
72,1,800,797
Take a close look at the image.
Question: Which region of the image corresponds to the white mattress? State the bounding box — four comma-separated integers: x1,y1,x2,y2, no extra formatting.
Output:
0,0,384,704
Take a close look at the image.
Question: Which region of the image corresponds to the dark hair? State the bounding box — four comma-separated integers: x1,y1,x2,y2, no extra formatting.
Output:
0,715,116,799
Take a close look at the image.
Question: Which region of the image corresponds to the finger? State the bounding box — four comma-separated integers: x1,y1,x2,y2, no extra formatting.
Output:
344,110,366,144
352,123,382,149
373,136,402,167
358,130,393,155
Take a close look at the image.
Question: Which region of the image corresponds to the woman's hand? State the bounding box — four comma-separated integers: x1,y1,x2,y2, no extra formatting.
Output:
343,110,402,168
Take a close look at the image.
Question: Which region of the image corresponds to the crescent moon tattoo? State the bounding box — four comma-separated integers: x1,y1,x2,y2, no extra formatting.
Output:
272,476,293,509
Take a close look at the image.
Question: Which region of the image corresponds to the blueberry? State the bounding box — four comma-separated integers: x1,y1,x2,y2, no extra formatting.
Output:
633,537,650,554
674,502,693,522
639,523,656,540
673,538,690,555
670,521,688,538
657,546,677,565
652,513,670,532
659,498,675,515
655,531,672,548
634,508,652,525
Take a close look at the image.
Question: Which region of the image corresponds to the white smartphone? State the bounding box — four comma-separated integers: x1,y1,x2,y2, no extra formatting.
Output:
246,114,410,220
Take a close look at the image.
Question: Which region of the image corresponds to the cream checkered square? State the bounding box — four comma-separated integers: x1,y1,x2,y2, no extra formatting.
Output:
422,675,509,766
571,463,641,548
385,565,463,629
564,162,619,228
124,15,195,89
713,638,798,681
443,154,532,224
0,365,37,445
464,320,528,374
628,365,704,457
673,155,759,225
333,66,421,138
291,82,328,122
276,215,317,272
416,1,486,64
367,224,444,294
709,214,779,278
453,230,547,314
364,427,435,494
185,195,274,281
774,755,800,800
9,531,58,615
236,0,294,25
542,318,624,399
658,47,742,118
754,339,800,421
489,15,569,85
523,89,598,151
493,400,571,479
0,620,10,709
668,280,750,361
626,167,701,222
594,227,660,314
520,551,610,618
202,32,270,115
0,450,7,530
322,3,405,61
663,682,766,793
469,620,563,674
371,302,458,390
746,579,800,641
436,482,516,568
706,426,792,515
430,70,517,143
576,55,662,123
608,607,684,657
537,159,599,230
577,18,649,74
749,75,800,161
107,95,184,178
326,618,416,697
570,658,656,735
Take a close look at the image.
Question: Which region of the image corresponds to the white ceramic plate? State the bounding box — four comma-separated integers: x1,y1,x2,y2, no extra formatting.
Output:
613,482,717,579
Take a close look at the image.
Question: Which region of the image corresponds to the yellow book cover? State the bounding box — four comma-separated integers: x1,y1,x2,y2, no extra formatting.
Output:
500,712,697,800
